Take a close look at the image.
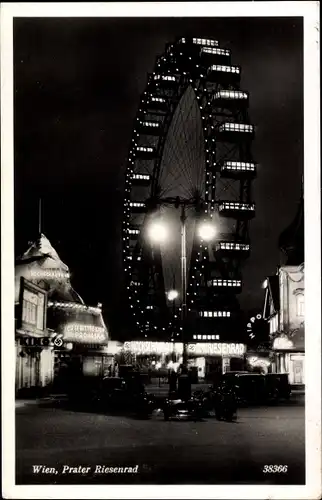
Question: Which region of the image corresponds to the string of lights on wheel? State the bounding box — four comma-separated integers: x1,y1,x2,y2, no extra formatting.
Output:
122,37,257,340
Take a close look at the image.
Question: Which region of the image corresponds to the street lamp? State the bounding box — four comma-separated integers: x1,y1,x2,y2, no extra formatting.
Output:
167,289,179,301
147,221,168,244
147,207,216,367
198,222,217,241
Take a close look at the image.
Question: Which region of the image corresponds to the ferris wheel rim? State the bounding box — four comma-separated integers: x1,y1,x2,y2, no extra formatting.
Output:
123,36,257,337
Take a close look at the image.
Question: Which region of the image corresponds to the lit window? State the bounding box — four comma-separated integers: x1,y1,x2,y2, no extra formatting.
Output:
193,38,219,47
150,96,166,103
219,202,255,212
214,90,247,100
130,202,145,208
22,298,37,326
219,123,254,133
222,161,256,172
210,64,240,74
154,74,176,82
132,173,150,181
201,47,230,56
136,146,154,153
142,121,160,128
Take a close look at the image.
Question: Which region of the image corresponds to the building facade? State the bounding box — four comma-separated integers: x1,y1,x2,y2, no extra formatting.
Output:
15,233,109,396
263,188,304,387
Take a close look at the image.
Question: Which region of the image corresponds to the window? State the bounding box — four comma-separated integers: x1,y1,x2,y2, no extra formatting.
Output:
222,161,255,172
210,64,239,74
193,38,219,47
214,90,247,100
219,202,255,212
22,289,45,330
22,297,37,326
297,295,305,316
219,123,253,133
201,47,230,56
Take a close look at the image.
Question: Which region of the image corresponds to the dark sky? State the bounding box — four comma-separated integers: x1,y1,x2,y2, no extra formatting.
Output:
14,17,303,334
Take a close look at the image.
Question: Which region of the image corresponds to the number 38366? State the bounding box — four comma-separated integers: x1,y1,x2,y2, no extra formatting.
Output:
263,465,288,473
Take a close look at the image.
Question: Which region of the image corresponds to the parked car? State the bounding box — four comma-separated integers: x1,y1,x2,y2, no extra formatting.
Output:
95,376,156,417
163,395,206,421
264,373,291,401
221,372,291,404
222,372,266,405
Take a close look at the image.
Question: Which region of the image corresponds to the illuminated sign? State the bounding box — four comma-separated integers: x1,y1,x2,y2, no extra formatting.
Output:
123,341,246,357
188,343,245,356
30,269,70,280
273,337,294,350
248,356,271,368
123,341,181,355
63,323,107,344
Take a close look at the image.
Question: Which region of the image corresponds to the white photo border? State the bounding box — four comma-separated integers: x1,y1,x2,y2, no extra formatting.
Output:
1,2,320,499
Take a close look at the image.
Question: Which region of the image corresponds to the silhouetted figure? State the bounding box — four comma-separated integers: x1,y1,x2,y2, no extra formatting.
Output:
214,380,237,421
168,369,178,394
177,366,191,401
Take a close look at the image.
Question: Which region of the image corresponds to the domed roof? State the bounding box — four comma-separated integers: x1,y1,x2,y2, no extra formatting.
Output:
279,188,304,266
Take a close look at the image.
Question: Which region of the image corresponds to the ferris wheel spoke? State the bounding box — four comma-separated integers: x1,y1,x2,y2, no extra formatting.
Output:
123,36,256,337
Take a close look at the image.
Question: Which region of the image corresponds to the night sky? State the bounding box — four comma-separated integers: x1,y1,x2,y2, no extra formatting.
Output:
14,17,303,336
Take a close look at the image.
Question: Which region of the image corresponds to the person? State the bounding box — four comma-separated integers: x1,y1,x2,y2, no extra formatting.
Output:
214,380,237,421
177,366,191,401
168,369,178,395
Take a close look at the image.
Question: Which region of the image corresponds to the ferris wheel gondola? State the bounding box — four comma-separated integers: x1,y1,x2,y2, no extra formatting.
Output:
122,36,257,341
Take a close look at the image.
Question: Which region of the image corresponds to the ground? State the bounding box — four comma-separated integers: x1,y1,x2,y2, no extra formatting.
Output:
16,396,305,485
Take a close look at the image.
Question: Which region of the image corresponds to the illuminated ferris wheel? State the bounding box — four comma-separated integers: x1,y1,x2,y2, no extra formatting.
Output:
122,37,257,341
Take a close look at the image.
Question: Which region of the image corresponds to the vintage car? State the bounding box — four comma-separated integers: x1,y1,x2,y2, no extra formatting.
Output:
221,372,291,404
163,395,206,421
94,376,157,417
264,373,291,401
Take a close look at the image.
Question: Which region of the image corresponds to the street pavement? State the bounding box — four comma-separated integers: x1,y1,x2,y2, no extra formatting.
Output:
16,396,305,485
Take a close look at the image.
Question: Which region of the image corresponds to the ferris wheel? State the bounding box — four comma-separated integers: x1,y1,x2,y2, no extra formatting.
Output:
122,37,257,341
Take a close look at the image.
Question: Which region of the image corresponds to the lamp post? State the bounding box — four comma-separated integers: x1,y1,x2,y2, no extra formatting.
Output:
180,204,188,366
147,198,216,368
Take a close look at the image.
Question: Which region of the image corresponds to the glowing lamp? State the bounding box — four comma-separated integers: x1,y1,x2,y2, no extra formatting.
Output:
273,337,294,350
198,222,216,241
147,221,168,243
167,289,179,301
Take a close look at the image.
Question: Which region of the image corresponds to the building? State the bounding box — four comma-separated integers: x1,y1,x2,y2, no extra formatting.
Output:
263,188,304,387
15,233,109,396
110,340,246,381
